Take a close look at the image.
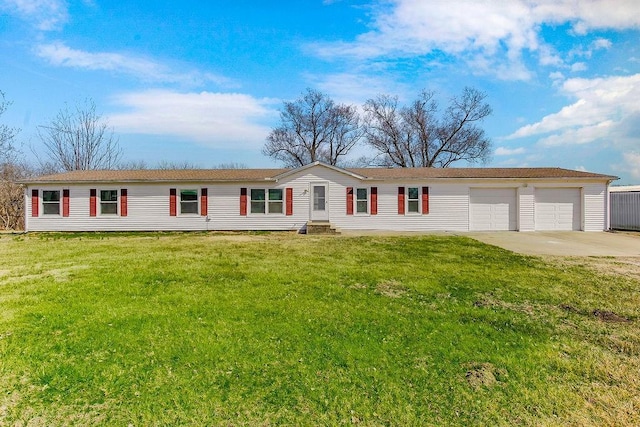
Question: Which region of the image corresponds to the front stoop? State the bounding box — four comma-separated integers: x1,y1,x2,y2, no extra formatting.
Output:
306,221,341,235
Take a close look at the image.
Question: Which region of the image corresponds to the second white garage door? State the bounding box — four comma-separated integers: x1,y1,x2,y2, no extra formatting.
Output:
535,188,581,231
470,188,517,231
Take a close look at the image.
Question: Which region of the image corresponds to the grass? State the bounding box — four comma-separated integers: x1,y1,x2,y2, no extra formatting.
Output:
0,232,638,425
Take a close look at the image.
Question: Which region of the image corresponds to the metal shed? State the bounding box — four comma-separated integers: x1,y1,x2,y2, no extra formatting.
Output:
610,186,640,231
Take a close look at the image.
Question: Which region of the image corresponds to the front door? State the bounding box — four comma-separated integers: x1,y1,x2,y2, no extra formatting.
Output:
310,182,329,221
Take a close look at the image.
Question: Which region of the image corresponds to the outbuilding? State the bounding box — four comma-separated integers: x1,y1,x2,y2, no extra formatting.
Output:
610,185,640,231
23,162,617,233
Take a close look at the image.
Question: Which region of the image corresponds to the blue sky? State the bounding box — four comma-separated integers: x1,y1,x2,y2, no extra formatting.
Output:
1,0,639,183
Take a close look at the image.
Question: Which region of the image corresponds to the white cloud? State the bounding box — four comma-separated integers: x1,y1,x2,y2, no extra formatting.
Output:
571,62,588,72
508,73,640,149
311,0,640,80
0,0,68,30
108,90,278,149
549,71,565,81
307,72,409,105
621,152,640,179
495,147,525,156
592,38,613,50
35,41,235,87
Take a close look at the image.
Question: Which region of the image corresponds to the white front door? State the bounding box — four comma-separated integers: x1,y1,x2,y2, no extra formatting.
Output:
310,182,329,221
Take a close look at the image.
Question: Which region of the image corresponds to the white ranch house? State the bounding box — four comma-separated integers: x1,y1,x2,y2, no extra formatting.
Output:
23,162,617,233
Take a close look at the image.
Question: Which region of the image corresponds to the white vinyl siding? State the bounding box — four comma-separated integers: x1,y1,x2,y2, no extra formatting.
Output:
518,186,535,232
583,184,607,231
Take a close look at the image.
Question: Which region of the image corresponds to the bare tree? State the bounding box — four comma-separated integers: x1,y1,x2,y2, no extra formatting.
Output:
0,91,19,161
156,160,200,170
0,161,32,230
263,88,362,167
213,162,247,169
37,99,122,171
363,87,492,167
0,91,25,230
117,160,149,170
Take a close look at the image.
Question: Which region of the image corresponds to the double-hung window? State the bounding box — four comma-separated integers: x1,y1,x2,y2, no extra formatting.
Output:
268,189,283,214
100,190,118,215
180,189,198,214
356,188,368,214
42,190,60,215
407,187,420,213
250,188,284,214
250,189,266,214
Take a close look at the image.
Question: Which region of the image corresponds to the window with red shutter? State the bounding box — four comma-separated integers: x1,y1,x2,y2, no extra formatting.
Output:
371,187,378,215
62,189,70,217
89,189,97,217
121,189,128,217
286,187,293,216
31,189,39,217
397,187,405,215
240,188,247,216
200,188,208,216
422,186,429,214
169,188,177,216
346,187,354,215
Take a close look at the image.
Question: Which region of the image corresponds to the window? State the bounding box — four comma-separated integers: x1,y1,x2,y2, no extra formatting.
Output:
100,190,118,215
250,188,284,214
356,188,368,214
268,189,283,214
180,189,198,214
42,190,60,215
250,189,265,213
407,187,420,213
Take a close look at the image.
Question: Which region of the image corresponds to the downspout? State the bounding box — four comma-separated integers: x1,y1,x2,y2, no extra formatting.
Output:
605,179,614,231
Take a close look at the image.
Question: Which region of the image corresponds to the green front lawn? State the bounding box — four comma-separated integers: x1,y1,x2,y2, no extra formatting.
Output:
0,233,638,425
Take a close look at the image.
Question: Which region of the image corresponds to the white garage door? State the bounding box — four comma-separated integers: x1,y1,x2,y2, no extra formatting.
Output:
470,188,517,231
535,188,581,231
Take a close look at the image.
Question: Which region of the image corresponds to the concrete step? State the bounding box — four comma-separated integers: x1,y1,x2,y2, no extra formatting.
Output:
306,221,340,235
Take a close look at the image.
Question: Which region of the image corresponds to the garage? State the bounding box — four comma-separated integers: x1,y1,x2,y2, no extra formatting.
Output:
535,188,581,230
470,188,517,231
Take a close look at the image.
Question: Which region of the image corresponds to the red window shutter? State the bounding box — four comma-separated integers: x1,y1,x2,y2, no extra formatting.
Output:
286,187,293,216
398,187,405,215
371,187,378,215
121,189,128,217
422,186,429,214
169,188,177,216
62,189,70,217
31,189,39,217
200,188,208,216
90,189,97,217
346,187,354,215
240,188,247,216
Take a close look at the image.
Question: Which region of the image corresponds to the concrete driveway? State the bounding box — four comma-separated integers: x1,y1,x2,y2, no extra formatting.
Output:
465,231,640,257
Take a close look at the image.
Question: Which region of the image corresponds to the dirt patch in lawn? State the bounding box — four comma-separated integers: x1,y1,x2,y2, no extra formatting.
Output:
592,309,630,323
464,363,507,389
375,280,406,298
